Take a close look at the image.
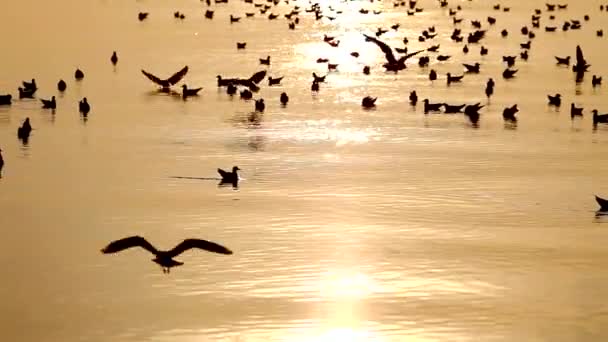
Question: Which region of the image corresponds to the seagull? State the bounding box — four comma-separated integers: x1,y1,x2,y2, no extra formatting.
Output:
409,90,418,105
22,79,37,92
218,166,240,185
141,66,189,91
101,236,232,273
79,97,90,115
0,94,11,105
57,79,67,92
41,96,56,109
503,104,518,122
255,98,265,112
18,87,35,99
75,69,85,80
570,103,583,118
363,34,422,71
503,68,518,79
362,96,377,108
268,76,283,86
572,45,590,73
181,84,202,99
463,63,480,73
17,117,32,143
547,94,561,107
280,92,289,105
555,56,570,65
111,51,118,65
446,73,464,85
593,109,608,126
423,99,443,113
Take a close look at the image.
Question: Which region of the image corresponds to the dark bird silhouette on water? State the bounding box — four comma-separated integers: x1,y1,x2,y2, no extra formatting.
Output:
22,79,37,92
503,104,518,122
138,12,148,21
101,236,232,273
227,84,237,96
57,79,67,92
111,51,118,65
555,56,570,65
141,65,188,91
218,166,240,186
41,96,56,109
447,73,464,85
570,103,583,118
311,81,320,92
18,87,35,99
18,117,32,143
0,95,11,105
592,75,602,87
593,109,608,126
363,34,422,71
503,68,518,79
596,195,608,211
429,69,437,81
259,56,271,65
217,70,266,91
181,84,202,99
409,91,418,105
79,98,90,115
268,76,283,86
463,63,480,73
547,94,561,107
255,98,265,112
280,92,289,105
572,45,590,73
362,96,377,108
75,69,84,80
423,99,443,113
240,89,253,100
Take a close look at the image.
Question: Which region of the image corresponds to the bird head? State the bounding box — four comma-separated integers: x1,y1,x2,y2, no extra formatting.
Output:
233,166,241,172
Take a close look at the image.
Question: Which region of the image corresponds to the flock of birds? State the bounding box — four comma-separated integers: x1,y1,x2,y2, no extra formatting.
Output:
3,0,608,272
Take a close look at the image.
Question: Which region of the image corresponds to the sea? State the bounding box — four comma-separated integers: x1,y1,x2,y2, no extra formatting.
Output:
1,0,608,341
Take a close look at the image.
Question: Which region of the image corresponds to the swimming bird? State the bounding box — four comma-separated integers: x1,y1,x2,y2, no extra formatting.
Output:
259,56,271,65
268,76,283,86
555,56,570,65
437,55,451,61
236,42,247,49
79,98,90,115
141,66,188,91
429,69,437,81
442,103,466,113
503,55,517,67
593,109,608,126
592,75,602,87
423,99,443,113
182,85,202,99
570,103,583,118
311,81,320,92
17,117,32,142
596,195,608,211
547,94,561,107
446,73,464,85
75,69,84,80
363,66,370,75
409,91,418,105
138,12,148,21
0,94,11,105
111,51,118,65
463,63,480,73
101,236,232,273
18,87,35,99
280,92,289,105
503,104,518,122
218,166,240,185
503,68,518,79
240,89,253,100
255,99,265,112
22,79,37,92
312,72,326,83
205,10,214,19
485,79,494,98
57,79,67,92
41,96,56,109
217,70,266,91
362,96,377,108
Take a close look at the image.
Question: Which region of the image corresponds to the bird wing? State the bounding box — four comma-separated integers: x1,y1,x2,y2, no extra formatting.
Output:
141,69,165,86
248,70,267,84
363,34,396,64
576,46,586,66
167,66,189,85
101,236,158,255
217,168,229,178
167,239,233,258
397,49,424,63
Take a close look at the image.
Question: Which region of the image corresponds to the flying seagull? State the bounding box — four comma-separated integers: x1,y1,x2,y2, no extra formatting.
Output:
141,66,189,91
101,236,232,273
362,34,422,71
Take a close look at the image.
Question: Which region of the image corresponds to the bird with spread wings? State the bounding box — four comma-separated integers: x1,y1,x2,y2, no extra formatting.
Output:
101,235,232,273
141,65,189,91
363,34,423,72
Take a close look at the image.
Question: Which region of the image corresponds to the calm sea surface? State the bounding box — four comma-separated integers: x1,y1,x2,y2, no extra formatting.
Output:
1,0,608,341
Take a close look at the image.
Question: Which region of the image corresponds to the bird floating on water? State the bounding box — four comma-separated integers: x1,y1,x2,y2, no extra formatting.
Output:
101,236,232,273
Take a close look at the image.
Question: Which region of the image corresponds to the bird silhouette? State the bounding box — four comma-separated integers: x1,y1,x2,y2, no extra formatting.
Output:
79,98,90,115
141,66,188,91
218,166,240,186
101,236,232,273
